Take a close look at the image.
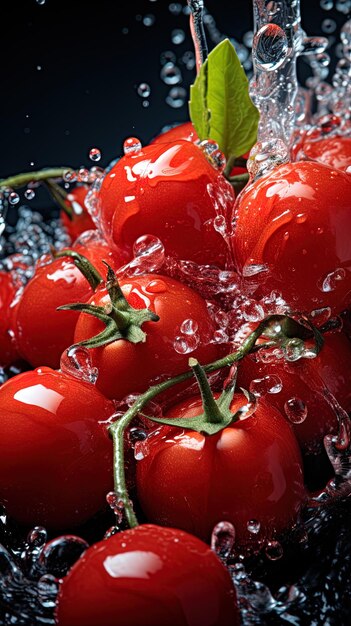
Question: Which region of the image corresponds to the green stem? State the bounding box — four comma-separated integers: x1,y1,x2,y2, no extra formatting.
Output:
53,249,103,291
0,168,73,190
108,316,280,527
189,358,223,424
44,180,72,218
228,172,250,194
224,154,237,178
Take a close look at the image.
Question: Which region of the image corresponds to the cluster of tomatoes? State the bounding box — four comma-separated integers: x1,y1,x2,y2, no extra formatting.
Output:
1,119,351,625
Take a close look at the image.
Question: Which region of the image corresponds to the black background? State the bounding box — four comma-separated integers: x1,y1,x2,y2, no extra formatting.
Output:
0,0,346,179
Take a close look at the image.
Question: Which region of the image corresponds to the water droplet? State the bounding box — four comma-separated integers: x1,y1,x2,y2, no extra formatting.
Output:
340,19,351,47
24,188,35,200
166,86,187,108
181,50,196,70
134,440,150,461
284,397,308,424
211,521,235,559
160,50,176,66
180,319,198,335
247,139,289,179
265,540,283,560
27,526,47,547
242,300,265,323
247,519,261,534
9,192,20,205
250,375,283,396
168,2,182,15
242,263,270,277
174,333,199,354
40,536,89,578
284,337,306,362
322,18,337,34
253,24,288,72
60,346,99,384
36,0,46,4
336,0,351,14
128,427,147,444
319,268,346,292
171,28,185,45
137,83,151,98
143,14,155,26
160,62,182,85
145,279,167,294
243,30,254,48
89,148,101,162
320,0,333,9
123,136,142,155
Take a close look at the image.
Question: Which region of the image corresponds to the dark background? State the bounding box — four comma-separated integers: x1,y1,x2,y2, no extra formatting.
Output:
0,0,347,179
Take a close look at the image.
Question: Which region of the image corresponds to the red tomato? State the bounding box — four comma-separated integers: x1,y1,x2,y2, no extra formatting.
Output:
60,185,96,242
0,367,114,529
56,524,239,626
14,242,121,369
73,274,223,401
232,161,351,316
0,272,19,367
136,393,305,548
237,331,351,454
151,121,199,145
98,140,235,268
293,132,351,174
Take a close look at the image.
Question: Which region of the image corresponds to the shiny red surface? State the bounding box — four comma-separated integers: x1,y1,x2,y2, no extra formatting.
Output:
56,524,239,626
238,331,351,454
14,242,121,368
232,161,351,315
137,393,306,548
98,140,235,268
60,185,96,242
0,272,19,367
151,121,199,145
294,134,351,173
73,274,223,401
0,367,114,529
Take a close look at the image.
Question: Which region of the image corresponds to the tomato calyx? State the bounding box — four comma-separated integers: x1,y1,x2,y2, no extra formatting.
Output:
59,263,160,348
143,358,256,435
52,248,103,291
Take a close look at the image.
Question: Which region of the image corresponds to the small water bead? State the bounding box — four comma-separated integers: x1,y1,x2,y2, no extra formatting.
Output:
171,29,185,45
123,137,142,156
39,536,89,578
143,14,155,26
213,329,229,343
336,0,351,13
134,440,150,461
160,50,177,65
320,0,334,9
253,24,289,72
169,2,182,14
181,50,196,70
128,427,148,444
174,333,199,354
166,86,187,108
322,18,337,34
180,318,198,335
36,0,46,4
211,521,235,560
89,147,101,162
265,540,284,561
250,375,283,397
243,31,254,48
27,526,47,548
340,20,351,48
247,519,261,535
106,491,126,524
133,234,165,264
24,188,35,200
284,397,308,424
9,192,20,205
160,62,182,85
319,268,346,292
242,300,265,323
60,345,99,384
137,83,151,99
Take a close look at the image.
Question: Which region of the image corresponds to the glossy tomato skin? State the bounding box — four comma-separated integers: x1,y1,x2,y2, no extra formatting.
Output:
136,394,305,548
0,367,114,529
14,242,122,369
73,274,223,401
232,161,351,316
98,140,235,268
56,524,239,626
238,331,351,455
0,272,19,367
293,134,351,174
60,185,96,242
151,121,199,145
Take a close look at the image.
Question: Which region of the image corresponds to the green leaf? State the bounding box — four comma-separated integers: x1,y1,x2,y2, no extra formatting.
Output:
189,39,259,160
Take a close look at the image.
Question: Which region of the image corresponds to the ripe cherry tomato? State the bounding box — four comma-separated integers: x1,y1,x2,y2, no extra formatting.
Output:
0,272,19,367
60,185,96,242
98,140,235,268
238,331,351,455
151,121,199,145
73,274,223,401
136,393,305,548
14,242,122,369
232,161,351,316
0,367,114,529
56,524,239,626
